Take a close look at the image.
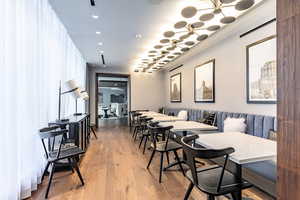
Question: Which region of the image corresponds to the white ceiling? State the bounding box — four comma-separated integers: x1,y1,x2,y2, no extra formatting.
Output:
49,0,189,71
49,0,264,72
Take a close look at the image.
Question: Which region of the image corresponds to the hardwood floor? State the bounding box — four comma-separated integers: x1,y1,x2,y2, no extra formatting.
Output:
30,119,274,200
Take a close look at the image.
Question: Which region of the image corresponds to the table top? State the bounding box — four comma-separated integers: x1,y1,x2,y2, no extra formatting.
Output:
196,132,277,165
49,114,89,125
151,115,185,122
159,121,218,132
140,111,165,117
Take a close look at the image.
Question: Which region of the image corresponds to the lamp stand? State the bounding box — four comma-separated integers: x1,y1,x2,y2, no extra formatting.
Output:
57,81,62,122
56,80,79,122
74,98,83,116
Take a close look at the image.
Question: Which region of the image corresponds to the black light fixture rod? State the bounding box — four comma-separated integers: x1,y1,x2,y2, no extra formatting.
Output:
240,18,276,38
90,0,96,6
101,54,105,65
169,64,183,72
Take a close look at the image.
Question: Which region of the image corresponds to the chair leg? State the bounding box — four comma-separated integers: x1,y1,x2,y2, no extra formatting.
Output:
166,151,170,165
184,182,194,200
91,127,97,139
132,127,137,138
139,135,145,149
72,158,84,186
147,150,156,169
45,163,55,199
134,128,140,142
143,136,148,154
207,195,215,200
41,162,50,181
174,150,185,176
230,192,239,200
159,152,164,183
68,158,74,173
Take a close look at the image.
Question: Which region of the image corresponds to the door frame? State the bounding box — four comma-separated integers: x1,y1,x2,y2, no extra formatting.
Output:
95,73,131,128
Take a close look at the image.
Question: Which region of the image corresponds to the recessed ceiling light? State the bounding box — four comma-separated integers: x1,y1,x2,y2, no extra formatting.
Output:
92,15,99,19
96,31,101,35
98,42,103,46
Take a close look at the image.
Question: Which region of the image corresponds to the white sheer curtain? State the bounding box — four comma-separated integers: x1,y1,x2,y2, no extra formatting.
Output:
0,0,86,199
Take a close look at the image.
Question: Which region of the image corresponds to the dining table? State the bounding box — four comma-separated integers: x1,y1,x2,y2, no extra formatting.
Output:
139,111,166,118
150,115,185,122
195,132,277,200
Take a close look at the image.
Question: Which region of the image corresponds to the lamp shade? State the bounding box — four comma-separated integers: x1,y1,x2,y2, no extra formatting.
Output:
66,79,81,98
81,91,89,100
73,88,82,99
66,79,78,90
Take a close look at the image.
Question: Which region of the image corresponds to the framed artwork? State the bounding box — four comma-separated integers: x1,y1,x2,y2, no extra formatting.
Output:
194,59,215,103
246,35,276,104
170,73,181,102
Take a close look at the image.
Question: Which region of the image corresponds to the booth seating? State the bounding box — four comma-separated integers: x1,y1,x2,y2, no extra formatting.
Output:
164,107,277,197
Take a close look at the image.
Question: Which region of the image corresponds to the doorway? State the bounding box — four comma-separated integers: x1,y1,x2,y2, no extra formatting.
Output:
95,73,131,128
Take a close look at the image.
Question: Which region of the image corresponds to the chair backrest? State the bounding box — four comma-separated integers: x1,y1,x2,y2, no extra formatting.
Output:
158,107,165,114
142,117,153,123
177,110,188,120
168,112,175,116
203,112,217,126
131,112,142,124
39,126,68,160
181,135,234,190
147,123,173,150
129,111,136,122
135,109,149,112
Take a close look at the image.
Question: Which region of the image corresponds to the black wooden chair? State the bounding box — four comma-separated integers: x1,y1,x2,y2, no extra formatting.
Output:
138,117,153,153
181,135,252,200
129,111,137,128
198,112,217,126
132,115,146,141
146,123,185,183
131,112,142,136
39,126,85,199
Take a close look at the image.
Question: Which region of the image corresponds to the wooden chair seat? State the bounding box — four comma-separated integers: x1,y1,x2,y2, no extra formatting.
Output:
186,167,251,196
151,141,182,152
48,147,85,162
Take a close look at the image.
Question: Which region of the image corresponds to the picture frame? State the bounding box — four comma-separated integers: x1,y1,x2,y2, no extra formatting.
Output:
170,73,182,102
246,35,277,104
194,59,215,103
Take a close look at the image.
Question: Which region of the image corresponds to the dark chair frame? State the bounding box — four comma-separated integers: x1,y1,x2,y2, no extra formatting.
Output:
132,115,146,141
130,112,142,136
138,117,153,153
146,123,185,183
39,126,85,199
181,135,252,200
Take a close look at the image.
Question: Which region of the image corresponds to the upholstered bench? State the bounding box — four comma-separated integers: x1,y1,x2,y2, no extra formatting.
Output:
164,107,277,197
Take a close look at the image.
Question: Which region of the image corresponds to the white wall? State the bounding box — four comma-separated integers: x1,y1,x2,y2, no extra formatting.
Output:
163,0,276,116
88,67,165,123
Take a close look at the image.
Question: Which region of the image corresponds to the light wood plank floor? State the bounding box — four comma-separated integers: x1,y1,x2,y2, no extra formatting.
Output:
30,119,274,200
